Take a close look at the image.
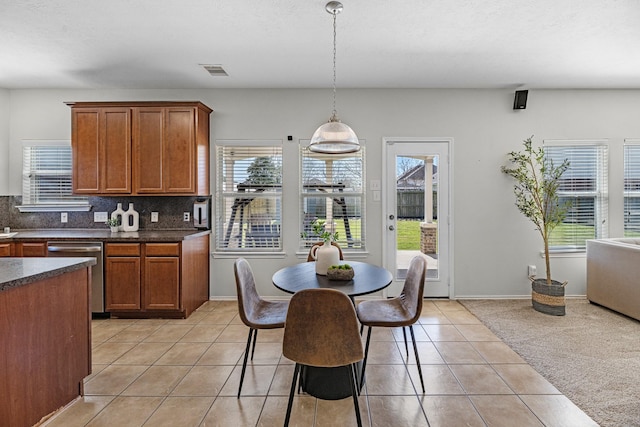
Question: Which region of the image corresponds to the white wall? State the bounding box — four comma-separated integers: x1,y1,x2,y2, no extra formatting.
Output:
3,88,640,299
0,88,9,194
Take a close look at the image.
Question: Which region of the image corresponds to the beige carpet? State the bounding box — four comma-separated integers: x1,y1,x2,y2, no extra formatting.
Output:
460,298,640,427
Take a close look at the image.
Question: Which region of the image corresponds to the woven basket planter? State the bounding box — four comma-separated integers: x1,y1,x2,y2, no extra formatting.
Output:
531,278,566,316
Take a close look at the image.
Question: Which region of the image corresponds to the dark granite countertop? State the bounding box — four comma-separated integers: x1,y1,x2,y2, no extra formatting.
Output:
0,229,211,242
0,257,97,291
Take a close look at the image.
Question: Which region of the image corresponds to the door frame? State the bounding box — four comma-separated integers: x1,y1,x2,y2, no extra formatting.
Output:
381,137,454,298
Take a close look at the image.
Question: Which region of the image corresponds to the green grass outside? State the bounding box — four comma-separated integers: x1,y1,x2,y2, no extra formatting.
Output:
397,219,424,250
325,218,429,250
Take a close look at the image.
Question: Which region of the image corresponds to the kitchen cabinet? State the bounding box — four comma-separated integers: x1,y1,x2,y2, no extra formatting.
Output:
68,101,211,196
14,241,47,257
0,243,11,257
105,234,208,318
144,243,180,310
105,243,141,311
71,107,131,194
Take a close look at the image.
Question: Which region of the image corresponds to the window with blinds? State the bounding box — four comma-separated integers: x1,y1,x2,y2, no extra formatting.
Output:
624,140,640,237
300,145,365,251
544,140,608,250
21,141,88,210
215,141,283,251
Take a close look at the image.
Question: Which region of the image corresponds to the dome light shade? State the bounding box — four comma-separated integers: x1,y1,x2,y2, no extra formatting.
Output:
309,116,359,154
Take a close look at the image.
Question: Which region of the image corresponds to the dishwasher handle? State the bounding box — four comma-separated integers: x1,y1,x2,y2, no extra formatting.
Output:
47,246,102,253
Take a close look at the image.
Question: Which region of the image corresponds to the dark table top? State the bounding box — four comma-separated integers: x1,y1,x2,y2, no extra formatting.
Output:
272,260,392,297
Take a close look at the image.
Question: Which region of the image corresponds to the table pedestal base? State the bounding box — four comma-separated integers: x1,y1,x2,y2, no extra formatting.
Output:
300,361,363,400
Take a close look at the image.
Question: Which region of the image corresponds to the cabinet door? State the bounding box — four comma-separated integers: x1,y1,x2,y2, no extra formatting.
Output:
144,257,180,310
101,108,132,193
105,256,141,310
164,107,196,193
15,242,47,257
0,243,12,257
132,107,164,193
72,107,131,194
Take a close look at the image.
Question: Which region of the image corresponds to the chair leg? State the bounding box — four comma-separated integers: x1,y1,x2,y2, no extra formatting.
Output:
284,363,301,427
409,325,425,393
348,364,363,427
238,328,255,398
250,329,258,360
402,326,409,357
359,326,373,393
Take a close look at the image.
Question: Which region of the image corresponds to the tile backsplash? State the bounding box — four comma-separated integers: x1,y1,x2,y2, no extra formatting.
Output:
0,195,210,231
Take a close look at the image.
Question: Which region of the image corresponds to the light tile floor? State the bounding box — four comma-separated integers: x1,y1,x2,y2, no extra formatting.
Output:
42,300,598,427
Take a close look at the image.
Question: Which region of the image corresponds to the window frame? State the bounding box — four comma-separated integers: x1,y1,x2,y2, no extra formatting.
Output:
214,140,284,254
543,139,609,252
623,139,640,237
299,142,366,253
18,140,90,212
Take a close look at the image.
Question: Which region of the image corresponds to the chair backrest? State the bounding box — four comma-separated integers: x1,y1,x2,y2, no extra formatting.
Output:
283,288,363,367
306,241,345,262
400,256,428,323
234,257,262,328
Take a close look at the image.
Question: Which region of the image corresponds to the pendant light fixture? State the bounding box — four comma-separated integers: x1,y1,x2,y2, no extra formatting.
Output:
308,1,360,154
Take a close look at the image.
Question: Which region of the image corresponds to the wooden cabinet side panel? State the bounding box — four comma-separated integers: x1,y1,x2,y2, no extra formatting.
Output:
196,106,211,195
105,257,141,310
133,108,164,193
72,109,100,193
144,257,180,310
102,108,132,193
164,108,196,193
181,235,210,316
0,268,91,427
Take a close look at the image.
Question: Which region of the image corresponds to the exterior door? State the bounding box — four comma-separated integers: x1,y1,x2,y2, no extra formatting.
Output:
383,138,451,297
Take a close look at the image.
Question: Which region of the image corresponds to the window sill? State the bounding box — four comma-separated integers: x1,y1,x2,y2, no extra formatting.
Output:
212,251,287,259
16,204,92,213
544,249,586,258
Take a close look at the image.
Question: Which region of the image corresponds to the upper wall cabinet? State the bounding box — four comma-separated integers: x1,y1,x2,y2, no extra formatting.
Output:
68,101,212,196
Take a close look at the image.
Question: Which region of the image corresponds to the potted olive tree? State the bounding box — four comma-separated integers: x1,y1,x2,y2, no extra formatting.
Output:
501,136,570,315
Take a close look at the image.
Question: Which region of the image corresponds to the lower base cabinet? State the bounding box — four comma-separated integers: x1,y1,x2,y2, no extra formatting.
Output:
105,235,209,318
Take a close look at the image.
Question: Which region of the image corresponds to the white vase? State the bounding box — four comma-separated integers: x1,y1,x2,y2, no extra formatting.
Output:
122,203,139,232
310,241,340,275
110,203,126,231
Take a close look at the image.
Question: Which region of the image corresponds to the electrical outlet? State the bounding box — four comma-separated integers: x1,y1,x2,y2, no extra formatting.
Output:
528,265,537,277
151,212,159,222
94,212,108,222
183,212,190,221
61,212,68,223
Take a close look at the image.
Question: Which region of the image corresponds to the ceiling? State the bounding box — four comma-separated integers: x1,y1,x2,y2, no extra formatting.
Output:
2,0,640,90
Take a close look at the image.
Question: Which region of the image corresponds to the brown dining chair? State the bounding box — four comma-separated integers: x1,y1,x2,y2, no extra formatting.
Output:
356,255,427,393
283,288,364,427
306,241,344,262
234,257,289,398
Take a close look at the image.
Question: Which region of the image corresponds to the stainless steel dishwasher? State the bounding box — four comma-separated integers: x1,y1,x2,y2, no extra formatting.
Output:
47,241,104,313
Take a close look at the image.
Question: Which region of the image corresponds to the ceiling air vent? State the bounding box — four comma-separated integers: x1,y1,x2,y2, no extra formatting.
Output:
202,64,228,77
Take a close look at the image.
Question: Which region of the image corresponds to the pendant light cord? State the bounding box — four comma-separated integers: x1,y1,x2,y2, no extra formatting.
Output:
331,9,338,121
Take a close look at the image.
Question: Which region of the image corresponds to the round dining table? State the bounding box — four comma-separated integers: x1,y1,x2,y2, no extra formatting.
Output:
272,260,393,400
272,260,392,299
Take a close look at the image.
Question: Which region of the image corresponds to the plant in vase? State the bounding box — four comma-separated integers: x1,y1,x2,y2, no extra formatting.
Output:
105,217,120,233
501,136,571,315
302,219,340,275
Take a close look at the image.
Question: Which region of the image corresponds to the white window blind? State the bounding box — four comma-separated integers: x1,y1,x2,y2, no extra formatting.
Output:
300,144,365,251
624,140,640,237
215,141,283,251
544,141,608,250
21,140,88,210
